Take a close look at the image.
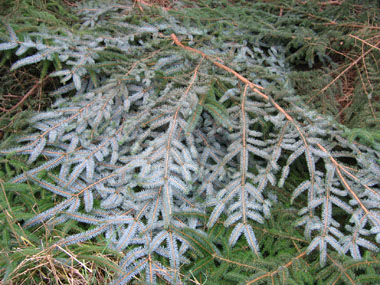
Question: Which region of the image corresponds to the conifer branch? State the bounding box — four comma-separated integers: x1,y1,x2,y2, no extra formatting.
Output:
1,2,380,283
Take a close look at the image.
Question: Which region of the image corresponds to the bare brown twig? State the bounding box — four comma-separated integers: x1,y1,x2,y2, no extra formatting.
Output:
0,82,40,113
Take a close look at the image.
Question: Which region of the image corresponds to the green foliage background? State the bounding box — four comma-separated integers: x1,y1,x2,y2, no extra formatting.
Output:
0,0,379,284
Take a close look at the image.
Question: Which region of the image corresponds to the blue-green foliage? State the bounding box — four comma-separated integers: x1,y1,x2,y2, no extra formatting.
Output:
1,1,380,284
